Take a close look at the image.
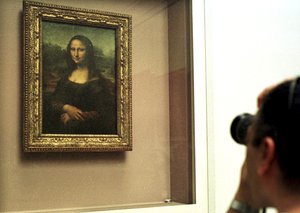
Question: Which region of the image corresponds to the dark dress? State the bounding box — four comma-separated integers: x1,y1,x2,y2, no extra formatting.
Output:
49,75,117,134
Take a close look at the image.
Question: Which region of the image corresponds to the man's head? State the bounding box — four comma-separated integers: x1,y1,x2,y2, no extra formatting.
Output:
253,78,300,185
245,78,300,208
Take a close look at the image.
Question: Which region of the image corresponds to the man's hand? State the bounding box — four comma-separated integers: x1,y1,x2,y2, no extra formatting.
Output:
227,161,256,213
234,161,252,203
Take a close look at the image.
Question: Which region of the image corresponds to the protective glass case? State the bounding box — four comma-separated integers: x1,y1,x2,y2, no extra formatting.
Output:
0,0,194,212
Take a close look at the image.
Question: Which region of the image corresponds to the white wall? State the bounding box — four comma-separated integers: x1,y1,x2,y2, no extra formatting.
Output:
205,0,300,212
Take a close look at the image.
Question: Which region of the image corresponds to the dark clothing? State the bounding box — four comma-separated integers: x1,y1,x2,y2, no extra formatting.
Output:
48,75,117,134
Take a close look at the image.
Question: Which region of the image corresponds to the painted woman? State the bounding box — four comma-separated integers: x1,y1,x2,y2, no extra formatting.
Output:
51,35,117,134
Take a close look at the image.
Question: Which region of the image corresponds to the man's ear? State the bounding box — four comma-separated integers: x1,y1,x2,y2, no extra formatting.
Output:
257,137,276,176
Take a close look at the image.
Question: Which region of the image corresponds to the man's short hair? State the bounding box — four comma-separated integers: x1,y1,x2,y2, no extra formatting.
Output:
253,78,300,190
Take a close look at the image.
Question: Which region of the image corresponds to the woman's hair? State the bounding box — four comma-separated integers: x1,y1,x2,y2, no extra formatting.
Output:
66,35,97,77
252,78,300,191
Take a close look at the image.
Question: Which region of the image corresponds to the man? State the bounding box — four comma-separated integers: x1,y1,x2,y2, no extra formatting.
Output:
228,78,300,213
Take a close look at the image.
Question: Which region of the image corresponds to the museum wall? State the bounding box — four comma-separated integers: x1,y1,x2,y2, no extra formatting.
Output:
205,0,300,212
0,0,177,211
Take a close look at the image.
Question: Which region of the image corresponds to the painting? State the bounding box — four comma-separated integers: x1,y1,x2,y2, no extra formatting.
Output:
23,1,132,152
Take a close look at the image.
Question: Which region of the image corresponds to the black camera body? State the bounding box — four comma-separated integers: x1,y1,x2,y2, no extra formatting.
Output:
230,113,254,145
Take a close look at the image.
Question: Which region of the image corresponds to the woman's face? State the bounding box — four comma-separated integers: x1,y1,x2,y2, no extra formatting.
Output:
70,39,87,65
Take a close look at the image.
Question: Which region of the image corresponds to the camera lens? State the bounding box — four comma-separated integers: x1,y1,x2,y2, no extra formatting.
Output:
230,113,254,144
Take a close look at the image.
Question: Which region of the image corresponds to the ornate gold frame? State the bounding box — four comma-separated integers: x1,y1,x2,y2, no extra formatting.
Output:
23,1,132,152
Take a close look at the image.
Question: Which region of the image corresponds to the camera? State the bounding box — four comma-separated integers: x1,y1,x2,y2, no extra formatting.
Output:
230,113,254,145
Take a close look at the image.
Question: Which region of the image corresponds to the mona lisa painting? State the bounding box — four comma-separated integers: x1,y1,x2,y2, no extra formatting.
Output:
23,1,132,152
